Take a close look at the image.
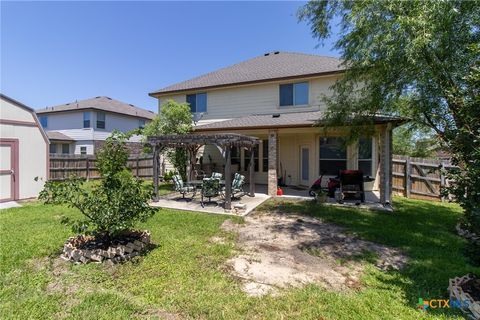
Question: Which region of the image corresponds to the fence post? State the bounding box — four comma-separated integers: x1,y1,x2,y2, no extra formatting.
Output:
136,156,140,178
440,162,445,202
405,157,411,198
86,157,90,181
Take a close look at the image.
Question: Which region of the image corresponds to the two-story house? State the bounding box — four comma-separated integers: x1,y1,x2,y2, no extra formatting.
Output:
149,52,402,205
36,96,155,155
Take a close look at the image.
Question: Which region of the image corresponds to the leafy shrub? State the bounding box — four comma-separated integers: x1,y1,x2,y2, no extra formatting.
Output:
163,170,175,182
39,131,156,237
142,100,192,179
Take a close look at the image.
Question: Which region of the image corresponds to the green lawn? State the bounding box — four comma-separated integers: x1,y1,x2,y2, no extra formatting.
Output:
0,197,477,319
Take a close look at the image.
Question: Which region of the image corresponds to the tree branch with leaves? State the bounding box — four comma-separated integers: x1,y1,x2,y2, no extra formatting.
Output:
299,0,480,258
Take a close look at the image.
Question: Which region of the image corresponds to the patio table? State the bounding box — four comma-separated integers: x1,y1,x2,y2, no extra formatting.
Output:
189,180,226,188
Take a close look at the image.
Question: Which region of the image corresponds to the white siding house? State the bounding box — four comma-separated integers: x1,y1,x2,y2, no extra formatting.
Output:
36,96,155,155
0,94,49,201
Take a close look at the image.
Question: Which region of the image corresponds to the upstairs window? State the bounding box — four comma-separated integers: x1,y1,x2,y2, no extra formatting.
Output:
80,146,87,155
138,119,146,129
358,137,373,176
96,112,105,129
186,93,207,113
279,82,309,106
319,137,347,176
62,144,70,154
49,144,57,154
39,116,48,128
83,112,90,128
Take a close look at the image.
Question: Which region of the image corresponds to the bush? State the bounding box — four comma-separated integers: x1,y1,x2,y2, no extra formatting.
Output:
39,131,156,238
163,170,175,182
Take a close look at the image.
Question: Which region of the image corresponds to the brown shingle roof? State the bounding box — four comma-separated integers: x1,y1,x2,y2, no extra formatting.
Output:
37,96,156,120
194,111,406,131
47,131,75,141
150,52,344,96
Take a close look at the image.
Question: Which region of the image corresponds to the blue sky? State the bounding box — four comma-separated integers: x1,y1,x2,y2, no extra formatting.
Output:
1,1,339,112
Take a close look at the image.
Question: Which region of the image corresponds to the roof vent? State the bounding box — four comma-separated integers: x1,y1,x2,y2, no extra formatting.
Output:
264,52,270,56
274,51,280,54
106,97,112,100
272,114,280,118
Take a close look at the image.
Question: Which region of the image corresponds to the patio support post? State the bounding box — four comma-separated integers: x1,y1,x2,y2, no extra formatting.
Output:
224,146,232,210
267,130,278,196
249,147,255,196
379,123,393,208
187,146,199,181
153,145,159,202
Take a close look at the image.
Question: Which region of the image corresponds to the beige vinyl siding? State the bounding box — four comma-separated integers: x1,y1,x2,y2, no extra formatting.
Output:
157,75,340,120
0,98,48,199
196,126,381,191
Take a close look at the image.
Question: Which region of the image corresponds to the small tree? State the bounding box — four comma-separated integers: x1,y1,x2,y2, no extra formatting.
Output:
299,1,480,255
39,131,156,238
142,100,193,179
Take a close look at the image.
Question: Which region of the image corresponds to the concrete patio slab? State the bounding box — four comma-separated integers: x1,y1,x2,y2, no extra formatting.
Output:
253,184,390,212
0,201,21,210
150,192,270,216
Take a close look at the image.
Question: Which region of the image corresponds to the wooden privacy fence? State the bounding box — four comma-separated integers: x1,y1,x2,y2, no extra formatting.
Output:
392,155,457,201
49,154,155,181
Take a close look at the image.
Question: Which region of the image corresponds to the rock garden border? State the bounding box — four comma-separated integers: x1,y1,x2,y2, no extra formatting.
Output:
62,230,151,265
448,274,480,319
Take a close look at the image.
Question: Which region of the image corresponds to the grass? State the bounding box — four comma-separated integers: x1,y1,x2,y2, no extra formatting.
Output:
0,197,478,319
83,180,174,196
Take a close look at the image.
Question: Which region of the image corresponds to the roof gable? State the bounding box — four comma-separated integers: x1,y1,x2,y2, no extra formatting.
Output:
150,52,344,96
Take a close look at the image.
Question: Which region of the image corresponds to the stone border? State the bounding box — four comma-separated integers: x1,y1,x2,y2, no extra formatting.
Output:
456,223,480,245
448,274,480,319
62,231,151,265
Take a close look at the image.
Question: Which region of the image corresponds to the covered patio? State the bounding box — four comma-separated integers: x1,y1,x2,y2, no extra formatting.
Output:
148,133,260,211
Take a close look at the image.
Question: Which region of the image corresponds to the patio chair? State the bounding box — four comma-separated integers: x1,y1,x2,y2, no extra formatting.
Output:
201,178,220,207
338,170,365,203
211,172,223,180
220,173,246,200
172,175,196,200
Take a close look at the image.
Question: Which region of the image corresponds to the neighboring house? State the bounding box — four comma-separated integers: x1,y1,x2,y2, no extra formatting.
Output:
149,51,403,204
36,96,155,155
0,94,49,202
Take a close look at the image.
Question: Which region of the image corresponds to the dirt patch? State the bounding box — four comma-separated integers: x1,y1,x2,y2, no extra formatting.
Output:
221,214,407,296
209,236,227,245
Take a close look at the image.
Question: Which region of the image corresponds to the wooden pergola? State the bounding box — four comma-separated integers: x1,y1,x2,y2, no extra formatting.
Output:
148,133,260,210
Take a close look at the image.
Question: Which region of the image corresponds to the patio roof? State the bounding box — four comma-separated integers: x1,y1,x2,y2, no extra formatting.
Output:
147,133,260,148
194,111,406,131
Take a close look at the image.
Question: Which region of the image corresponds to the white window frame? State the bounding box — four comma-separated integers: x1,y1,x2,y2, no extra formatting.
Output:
83,112,91,128
279,81,309,107
96,111,106,129
39,116,48,128
358,137,374,176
